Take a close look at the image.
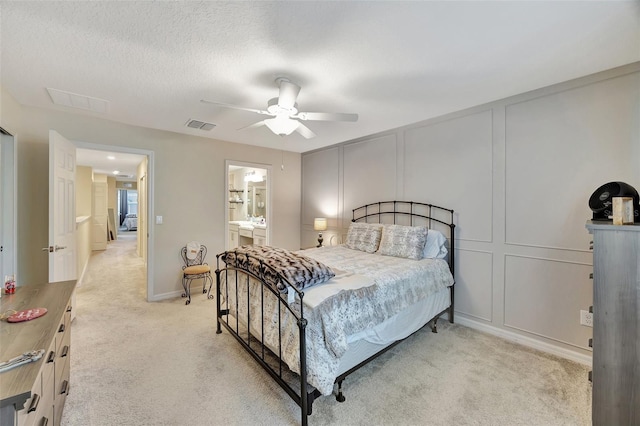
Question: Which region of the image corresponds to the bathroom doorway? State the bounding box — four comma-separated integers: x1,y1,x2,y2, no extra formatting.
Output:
225,160,271,249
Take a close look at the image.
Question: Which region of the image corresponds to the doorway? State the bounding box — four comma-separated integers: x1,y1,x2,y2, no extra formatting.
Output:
225,160,271,249
74,141,154,301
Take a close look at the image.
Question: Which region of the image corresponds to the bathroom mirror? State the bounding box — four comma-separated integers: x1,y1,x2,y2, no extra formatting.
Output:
247,180,267,218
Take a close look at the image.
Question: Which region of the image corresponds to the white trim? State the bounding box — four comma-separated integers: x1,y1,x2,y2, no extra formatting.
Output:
148,289,183,302
75,215,91,224
76,254,90,288
71,140,155,301
455,316,593,367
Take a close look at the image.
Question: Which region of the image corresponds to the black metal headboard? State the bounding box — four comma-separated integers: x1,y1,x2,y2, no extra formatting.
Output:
352,200,456,276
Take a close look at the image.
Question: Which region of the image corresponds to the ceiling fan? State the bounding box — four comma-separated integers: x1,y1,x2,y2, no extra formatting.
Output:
201,77,358,139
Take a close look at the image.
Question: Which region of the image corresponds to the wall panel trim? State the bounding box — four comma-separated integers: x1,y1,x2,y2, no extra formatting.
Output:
503,253,592,267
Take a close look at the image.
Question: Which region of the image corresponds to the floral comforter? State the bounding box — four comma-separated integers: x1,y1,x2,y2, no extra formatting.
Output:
218,245,454,395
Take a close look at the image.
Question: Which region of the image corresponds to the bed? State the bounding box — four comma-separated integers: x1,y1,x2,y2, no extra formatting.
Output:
123,213,137,231
215,201,455,425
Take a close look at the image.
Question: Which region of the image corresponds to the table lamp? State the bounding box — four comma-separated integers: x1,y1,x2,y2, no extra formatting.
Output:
314,218,327,247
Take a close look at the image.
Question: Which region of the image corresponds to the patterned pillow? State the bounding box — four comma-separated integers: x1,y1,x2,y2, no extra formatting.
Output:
377,224,428,260
345,222,384,253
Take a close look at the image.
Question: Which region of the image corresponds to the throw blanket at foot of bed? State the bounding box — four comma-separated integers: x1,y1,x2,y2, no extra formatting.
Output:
221,245,336,292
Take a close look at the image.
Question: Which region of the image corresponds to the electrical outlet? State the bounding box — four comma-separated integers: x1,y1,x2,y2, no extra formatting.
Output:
580,310,593,327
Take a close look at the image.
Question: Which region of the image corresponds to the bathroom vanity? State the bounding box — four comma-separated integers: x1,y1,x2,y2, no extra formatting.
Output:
228,221,267,248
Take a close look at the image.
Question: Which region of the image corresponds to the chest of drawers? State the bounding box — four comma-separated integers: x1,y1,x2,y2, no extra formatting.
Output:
0,281,76,426
586,222,640,425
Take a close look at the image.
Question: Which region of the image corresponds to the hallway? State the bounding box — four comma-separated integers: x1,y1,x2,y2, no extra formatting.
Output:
63,234,224,425
76,236,145,299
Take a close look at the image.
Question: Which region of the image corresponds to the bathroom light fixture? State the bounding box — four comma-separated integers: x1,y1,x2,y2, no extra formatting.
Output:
314,218,327,247
244,170,264,182
244,171,263,183
113,170,120,175
107,155,115,160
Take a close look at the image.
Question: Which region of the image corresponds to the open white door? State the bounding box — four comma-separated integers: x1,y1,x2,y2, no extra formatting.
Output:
0,131,17,285
48,130,77,282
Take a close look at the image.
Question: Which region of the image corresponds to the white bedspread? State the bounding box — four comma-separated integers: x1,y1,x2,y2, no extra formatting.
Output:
219,245,454,395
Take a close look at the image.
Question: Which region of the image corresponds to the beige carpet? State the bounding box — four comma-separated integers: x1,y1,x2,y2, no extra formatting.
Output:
62,238,592,426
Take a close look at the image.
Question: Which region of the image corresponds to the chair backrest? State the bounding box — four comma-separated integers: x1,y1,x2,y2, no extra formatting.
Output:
181,245,207,267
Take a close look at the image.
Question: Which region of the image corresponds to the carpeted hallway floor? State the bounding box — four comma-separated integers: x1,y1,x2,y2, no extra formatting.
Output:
62,237,592,426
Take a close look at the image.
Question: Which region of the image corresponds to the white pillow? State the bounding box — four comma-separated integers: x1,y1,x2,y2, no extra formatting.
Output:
423,230,448,259
345,222,384,253
377,224,428,260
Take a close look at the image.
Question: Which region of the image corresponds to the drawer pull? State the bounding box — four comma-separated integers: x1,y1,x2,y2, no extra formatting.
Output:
58,324,65,333
589,273,593,279
588,371,592,382
589,241,593,250
588,338,593,348
66,306,72,313
47,351,55,363
60,380,69,395
28,393,40,413
41,417,49,426
61,345,69,358
589,305,593,313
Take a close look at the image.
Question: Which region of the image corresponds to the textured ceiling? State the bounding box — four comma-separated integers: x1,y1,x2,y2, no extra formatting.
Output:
1,1,639,153
75,148,146,181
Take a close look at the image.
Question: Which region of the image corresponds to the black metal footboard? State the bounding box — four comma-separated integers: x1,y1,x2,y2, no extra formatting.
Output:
215,251,320,426
216,201,455,425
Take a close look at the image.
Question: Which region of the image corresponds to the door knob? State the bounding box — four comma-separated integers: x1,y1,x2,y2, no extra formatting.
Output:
42,246,53,252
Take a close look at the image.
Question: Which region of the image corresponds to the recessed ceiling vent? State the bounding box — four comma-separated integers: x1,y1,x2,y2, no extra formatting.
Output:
186,119,216,131
47,88,109,113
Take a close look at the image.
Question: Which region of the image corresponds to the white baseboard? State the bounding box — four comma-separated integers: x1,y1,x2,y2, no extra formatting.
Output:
454,316,593,367
76,258,90,288
148,290,183,302
72,258,91,322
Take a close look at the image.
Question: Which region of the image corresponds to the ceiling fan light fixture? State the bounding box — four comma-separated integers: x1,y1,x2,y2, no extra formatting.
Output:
264,116,299,136
266,97,298,115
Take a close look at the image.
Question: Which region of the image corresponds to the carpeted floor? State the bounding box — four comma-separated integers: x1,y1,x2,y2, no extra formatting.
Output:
62,237,592,426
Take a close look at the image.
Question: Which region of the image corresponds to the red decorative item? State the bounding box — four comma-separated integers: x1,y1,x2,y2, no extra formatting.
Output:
4,277,15,294
7,308,48,323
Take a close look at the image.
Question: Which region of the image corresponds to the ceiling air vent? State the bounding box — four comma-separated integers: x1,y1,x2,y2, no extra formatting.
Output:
186,119,216,131
47,88,109,113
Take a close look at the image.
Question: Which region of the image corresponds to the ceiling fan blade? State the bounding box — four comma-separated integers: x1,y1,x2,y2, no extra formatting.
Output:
237,121,266,131
277,79,301,110
201,99,270,116
295,122,316,139
294,112,359,122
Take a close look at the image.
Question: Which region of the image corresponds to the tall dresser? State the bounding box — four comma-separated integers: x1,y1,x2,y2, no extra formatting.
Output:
0,280,76,426
586,221,640,425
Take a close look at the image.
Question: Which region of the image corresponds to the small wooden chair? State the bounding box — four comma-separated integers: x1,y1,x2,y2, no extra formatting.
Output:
180,243,213,305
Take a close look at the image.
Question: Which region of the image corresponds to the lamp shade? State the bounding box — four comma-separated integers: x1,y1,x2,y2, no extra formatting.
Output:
264,116,299,136
314,218,327,231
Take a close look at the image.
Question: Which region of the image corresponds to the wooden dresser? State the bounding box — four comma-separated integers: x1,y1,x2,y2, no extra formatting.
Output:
586,221,640,425
0,280,76,426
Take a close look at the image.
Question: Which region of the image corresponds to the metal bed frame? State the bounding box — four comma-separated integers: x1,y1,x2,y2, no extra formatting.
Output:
215,201,455,425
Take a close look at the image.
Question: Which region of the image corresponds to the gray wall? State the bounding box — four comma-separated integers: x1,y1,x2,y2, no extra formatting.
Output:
301,62,640,363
